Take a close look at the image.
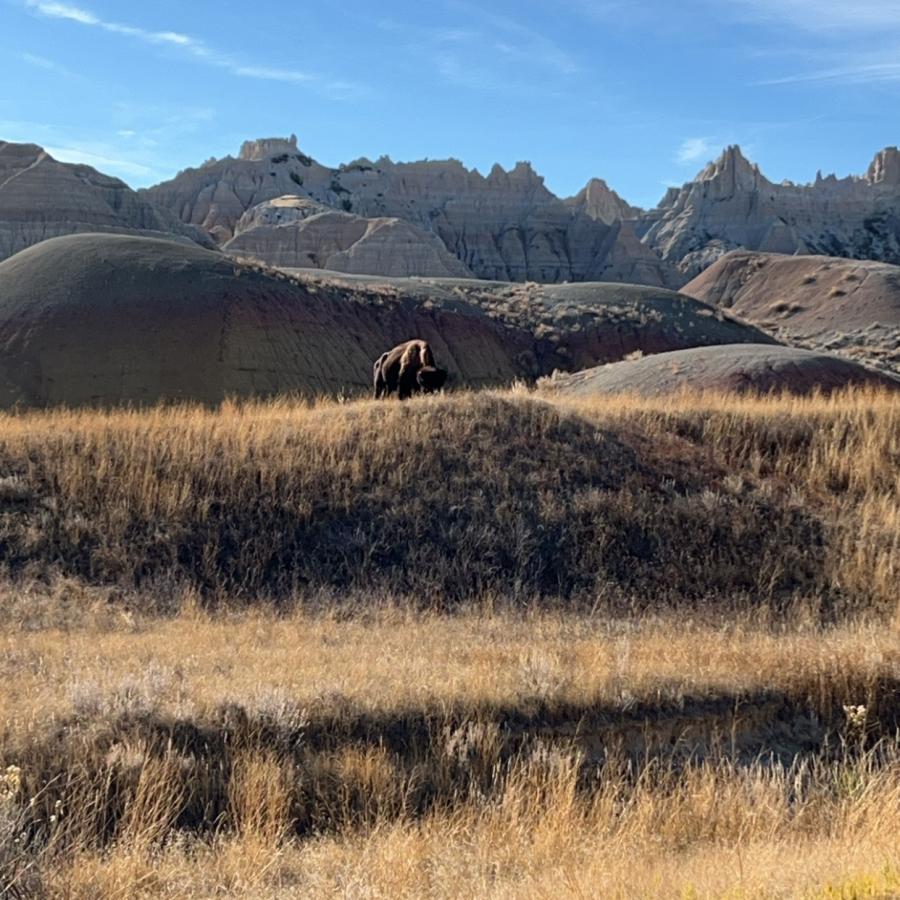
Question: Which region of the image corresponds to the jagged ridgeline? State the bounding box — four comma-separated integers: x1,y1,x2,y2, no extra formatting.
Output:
639,146,900,282
0,140,213,262
141,135,673,286
143,136,900,288
3,136,900,289
3,135,900,384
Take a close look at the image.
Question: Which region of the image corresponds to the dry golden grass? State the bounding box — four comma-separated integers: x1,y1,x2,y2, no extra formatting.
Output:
0,605,897,737
0,386,898,897
28,727,900,899
557,386,900,609
2,604,899,898
0,386,896,610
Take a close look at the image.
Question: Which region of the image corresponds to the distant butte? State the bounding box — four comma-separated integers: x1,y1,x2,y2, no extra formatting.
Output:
142,137,676,286
636,145,900,282
0,140,211,262
2,135,900,294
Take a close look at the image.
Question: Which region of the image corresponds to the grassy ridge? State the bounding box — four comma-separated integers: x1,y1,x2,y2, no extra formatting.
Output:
1,388,897,610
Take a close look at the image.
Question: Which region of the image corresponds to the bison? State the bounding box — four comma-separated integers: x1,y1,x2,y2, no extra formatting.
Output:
373,339,448,400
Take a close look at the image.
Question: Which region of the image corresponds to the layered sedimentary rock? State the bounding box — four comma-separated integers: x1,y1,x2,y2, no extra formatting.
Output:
684,250,900,373
10,132,900,291
144,138,676,286
0,141,211,262
541,344,899,397
564,177,640,224
0,233,770,407
225,196,474,277
238,135,302,161
639,146,900,283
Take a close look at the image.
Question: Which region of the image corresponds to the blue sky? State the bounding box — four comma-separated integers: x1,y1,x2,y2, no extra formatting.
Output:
2,0,897,208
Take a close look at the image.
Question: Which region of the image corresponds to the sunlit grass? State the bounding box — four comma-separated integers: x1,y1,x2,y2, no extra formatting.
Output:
1,386,898,897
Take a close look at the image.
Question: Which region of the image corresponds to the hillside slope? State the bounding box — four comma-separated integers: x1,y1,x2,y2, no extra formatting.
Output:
0,392,845,604
282,269,776,376
0,141,211,262
541,344,900,397
0,234,525,407
0,233,772,408
684,250,900,373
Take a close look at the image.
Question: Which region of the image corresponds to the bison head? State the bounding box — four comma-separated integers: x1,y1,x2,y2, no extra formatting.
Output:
417,366,448,393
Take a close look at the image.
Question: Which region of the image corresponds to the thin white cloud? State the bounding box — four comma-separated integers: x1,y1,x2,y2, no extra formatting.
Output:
232,65,312,83
447,2,582,76
19,51,72,74
26,1,203,51
462,6,581,76
24,0,362,93
757,61,900,86
728,0,900,30
42,144,156,178
377,8,582,94
724,0,900,86
676,137,712,164
29,1,96,24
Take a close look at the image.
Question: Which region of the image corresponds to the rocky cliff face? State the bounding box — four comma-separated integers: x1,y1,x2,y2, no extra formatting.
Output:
0,141,211,262
238,134,301,162
564,178,640,224
144,139,676,287
8,134,900,292
639,146,900,283
225,196,474,277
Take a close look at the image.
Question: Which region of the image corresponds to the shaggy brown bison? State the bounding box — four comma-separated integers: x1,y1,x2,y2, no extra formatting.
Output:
373,339,448,400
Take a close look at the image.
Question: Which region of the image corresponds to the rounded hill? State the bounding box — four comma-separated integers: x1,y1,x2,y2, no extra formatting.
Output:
0,234,524,408
541,344,900,397
0,234,777,408
683,251,900,374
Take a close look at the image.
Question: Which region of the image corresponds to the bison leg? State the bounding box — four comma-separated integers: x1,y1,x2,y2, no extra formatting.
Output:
397,367,419,400
373,354,389,399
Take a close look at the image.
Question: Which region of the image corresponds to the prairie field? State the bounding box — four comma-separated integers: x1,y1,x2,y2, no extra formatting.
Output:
0,387,898,897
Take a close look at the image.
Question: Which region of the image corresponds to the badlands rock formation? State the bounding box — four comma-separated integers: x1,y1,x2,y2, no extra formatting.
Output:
541,344,899,397
639,146,900,283
0,233,770,407
225,196,474,277
144,137,676,286
684,251,900,374
564,178,640,224
0,141,211,262
237,135,302,161
8,133,900,290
